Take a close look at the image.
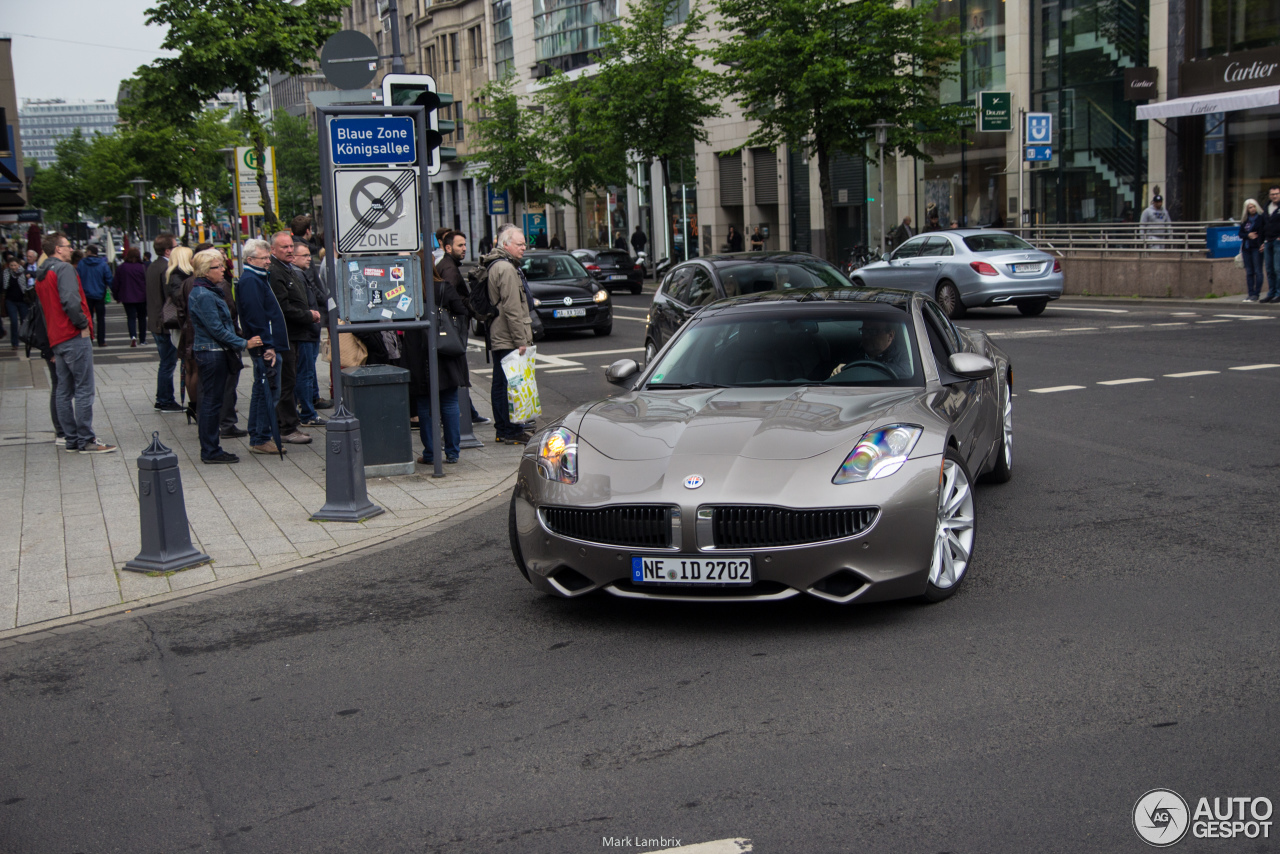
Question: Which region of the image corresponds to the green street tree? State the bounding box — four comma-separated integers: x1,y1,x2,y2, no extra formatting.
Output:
593,0,722,246
533,70,628,249
269,110,322,224
467,73,559,218
27,130,93,224
714,0,967,260
134,0,345,229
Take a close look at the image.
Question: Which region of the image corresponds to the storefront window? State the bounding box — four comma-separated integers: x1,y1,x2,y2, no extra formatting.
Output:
1194,0,1280,58
493,0,513,77
533,0,617,68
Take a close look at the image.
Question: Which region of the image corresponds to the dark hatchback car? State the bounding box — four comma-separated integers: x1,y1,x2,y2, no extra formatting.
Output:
643,252,848,364
570,248,645,294
522,251,613,337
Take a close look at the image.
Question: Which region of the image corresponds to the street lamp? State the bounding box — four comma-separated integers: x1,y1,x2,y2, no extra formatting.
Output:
870,120,893,257
129,177,152,250
116,193,134,246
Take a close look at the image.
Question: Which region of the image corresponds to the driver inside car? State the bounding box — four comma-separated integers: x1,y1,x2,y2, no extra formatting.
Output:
830,321,912,379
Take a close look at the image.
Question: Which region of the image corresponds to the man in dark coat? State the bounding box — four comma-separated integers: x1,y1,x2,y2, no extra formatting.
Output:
437,230,489,425
631,226,647,256
145,233,183,412
267,231,320,444
291,241,327,425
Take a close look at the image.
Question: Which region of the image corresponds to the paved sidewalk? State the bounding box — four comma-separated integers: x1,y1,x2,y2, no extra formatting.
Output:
0,351,521,636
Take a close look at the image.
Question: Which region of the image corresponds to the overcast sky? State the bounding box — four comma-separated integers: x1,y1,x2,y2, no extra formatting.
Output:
4,0,173,103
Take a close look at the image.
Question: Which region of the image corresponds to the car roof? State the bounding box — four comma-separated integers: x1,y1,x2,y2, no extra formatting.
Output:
702,287,916,314
909,229,1017,238
692,251,840,266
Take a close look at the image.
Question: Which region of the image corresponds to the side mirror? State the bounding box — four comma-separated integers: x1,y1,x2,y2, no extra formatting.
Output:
947,353,996,380
605,358,639,385
883,253,893,263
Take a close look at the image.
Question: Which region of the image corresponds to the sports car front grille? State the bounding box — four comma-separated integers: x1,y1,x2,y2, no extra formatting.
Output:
708,505,878,549
541,506,673,548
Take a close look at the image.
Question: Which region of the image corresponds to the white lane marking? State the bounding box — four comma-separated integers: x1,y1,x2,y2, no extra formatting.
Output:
1215,314,1273,320
1061,326,1097,331
1170,312,1198,316
1109,324,1144,329
1196,319,1232,324
614,314,649,322
1229,364,1280,371
550,346,644,358
1098,377,1154,385
546,367,587,374
1045,306,1129,313
1029,385,1087,393
1013,329,1047,334
1152,322,1187,326
645,839,753,854
1165,370,1219,378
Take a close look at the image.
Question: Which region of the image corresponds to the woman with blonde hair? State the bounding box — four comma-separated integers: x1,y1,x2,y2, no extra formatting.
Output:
1239,198,1267,302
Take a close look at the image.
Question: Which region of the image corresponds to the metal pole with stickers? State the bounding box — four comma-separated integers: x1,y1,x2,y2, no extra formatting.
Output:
312,101,443,522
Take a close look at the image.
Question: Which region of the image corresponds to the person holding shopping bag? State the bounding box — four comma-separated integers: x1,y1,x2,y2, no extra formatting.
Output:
483,224,534,445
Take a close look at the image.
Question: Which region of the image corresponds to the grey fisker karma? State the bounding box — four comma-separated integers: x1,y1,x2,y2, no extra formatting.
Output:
509,287,1013,605
851,230,1063,319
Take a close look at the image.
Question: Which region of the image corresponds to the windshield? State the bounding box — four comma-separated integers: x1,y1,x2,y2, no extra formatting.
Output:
522,255,588,280
647,311,922,389
963,233,1034,253
716,260,848,295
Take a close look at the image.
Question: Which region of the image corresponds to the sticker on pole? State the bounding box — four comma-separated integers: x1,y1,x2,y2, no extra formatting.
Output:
335,168,420,254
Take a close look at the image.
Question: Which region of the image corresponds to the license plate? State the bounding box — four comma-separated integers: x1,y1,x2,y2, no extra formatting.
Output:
632,556,754,585
1012,263,1040,273
608,274,628,281
553,307,586,318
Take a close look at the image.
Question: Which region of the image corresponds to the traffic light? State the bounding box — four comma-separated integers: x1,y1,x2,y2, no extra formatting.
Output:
381,73,456,176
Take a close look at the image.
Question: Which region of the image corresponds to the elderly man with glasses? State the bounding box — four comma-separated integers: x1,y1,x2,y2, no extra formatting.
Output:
482,224,535,445
234,239,288,456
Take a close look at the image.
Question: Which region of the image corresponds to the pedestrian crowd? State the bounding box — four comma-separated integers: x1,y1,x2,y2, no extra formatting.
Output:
1239,185,1280,303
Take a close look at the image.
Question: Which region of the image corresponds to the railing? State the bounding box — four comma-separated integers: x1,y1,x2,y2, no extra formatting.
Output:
1009,221,1237,257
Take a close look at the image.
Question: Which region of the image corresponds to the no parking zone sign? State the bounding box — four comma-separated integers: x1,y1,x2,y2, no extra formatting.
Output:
334,168,420,254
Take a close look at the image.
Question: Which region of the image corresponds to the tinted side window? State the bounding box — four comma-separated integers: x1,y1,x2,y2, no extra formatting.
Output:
893,239,926,260
666,267,696,304
922,301,963,353
920,237,954,257
686,268,717,306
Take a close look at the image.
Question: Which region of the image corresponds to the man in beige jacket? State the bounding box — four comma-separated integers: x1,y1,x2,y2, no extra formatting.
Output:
484,224,534,444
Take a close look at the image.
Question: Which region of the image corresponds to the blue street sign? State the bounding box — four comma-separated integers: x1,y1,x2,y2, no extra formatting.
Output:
1025,146,1053,162
487,184,509,216
330,116,417,166
1026,112,1053,145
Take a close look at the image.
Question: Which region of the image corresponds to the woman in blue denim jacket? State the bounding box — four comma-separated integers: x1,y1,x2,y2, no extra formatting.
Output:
1239,199,1267,302
188,249,262,463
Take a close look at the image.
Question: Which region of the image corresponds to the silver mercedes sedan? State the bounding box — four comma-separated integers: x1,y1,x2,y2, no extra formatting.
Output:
852,230,1063,319
509,288,1012,605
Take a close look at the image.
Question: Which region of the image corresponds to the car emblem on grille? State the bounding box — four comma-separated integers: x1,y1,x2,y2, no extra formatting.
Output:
684,474,704,489
563,296,573,306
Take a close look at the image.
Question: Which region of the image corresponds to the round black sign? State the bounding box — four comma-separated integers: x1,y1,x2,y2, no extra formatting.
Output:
320,30,380,91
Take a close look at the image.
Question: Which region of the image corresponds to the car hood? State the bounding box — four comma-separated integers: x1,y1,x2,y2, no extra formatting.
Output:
577,386,924,461
530,279,595,299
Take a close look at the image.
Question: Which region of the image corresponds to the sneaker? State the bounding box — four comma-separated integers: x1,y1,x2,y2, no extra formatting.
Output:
497,432,532,446
283,431,313,444
301,416,328,427
130,337,137,348
54,434,66,444
154,401,185,413
202,450,240,464
249,443,285,455
314,398,334,410
220,426,249,438
472,414,491,424
80,442,117,454
1261,295,1277,304
1243,296,1259,302
63,443,80,452
445,456,459,464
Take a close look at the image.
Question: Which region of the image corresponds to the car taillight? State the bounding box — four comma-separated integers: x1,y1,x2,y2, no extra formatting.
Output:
634,263,643,271
1052,258,1062,273
585,264,600,272
970,261,999,276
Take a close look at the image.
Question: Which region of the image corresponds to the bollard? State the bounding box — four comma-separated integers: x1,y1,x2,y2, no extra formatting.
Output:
123,433,212,574
457,387,484,449
309,403,385,522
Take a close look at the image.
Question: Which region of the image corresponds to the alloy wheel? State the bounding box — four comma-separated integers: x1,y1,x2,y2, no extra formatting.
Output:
929,459,975,589
1002,388,1013,469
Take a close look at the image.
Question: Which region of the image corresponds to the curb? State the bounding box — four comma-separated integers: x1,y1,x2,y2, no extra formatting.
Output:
0,473,518,646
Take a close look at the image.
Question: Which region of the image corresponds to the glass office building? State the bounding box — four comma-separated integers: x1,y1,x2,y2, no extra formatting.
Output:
18,100,118,168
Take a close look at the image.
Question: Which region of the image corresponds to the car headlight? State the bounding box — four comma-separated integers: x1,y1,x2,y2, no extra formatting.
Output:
537,427,578,484
533,297,542,307
593,288,610,303
833,424,923,484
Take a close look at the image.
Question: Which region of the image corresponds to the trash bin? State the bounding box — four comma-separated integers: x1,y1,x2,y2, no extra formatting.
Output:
1206,226,1241,258
340,364,415,477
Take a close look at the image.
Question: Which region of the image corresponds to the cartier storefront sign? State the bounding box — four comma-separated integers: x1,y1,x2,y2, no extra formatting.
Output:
1181,45,1280,97
1124,67,1158,100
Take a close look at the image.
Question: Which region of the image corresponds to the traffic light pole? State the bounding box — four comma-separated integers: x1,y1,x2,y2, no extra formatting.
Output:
387,0,406,74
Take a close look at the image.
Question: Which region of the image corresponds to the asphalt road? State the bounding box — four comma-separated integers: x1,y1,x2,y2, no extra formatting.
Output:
3,298,1279,853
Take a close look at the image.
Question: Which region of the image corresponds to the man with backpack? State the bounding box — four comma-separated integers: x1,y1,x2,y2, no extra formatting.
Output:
473,224,533,444
35,232,115,454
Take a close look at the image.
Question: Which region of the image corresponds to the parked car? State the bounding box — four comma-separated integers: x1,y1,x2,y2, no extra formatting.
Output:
521,251,613,338
643,252,848,365
508,286,1012,604
850,230,1063,319
571,248,645,294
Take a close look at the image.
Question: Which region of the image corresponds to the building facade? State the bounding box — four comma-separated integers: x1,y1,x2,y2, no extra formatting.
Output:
17,99,118,168
0,39,28,216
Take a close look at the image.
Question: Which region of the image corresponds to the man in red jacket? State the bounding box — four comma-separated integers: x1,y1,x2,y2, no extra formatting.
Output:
34,232,116,454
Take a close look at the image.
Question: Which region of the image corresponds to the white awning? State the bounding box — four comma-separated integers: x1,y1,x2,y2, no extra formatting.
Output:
1137,85,1280,119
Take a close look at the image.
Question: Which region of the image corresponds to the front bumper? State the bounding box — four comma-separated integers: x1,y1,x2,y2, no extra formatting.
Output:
511,451,943,604
535,303,612,332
